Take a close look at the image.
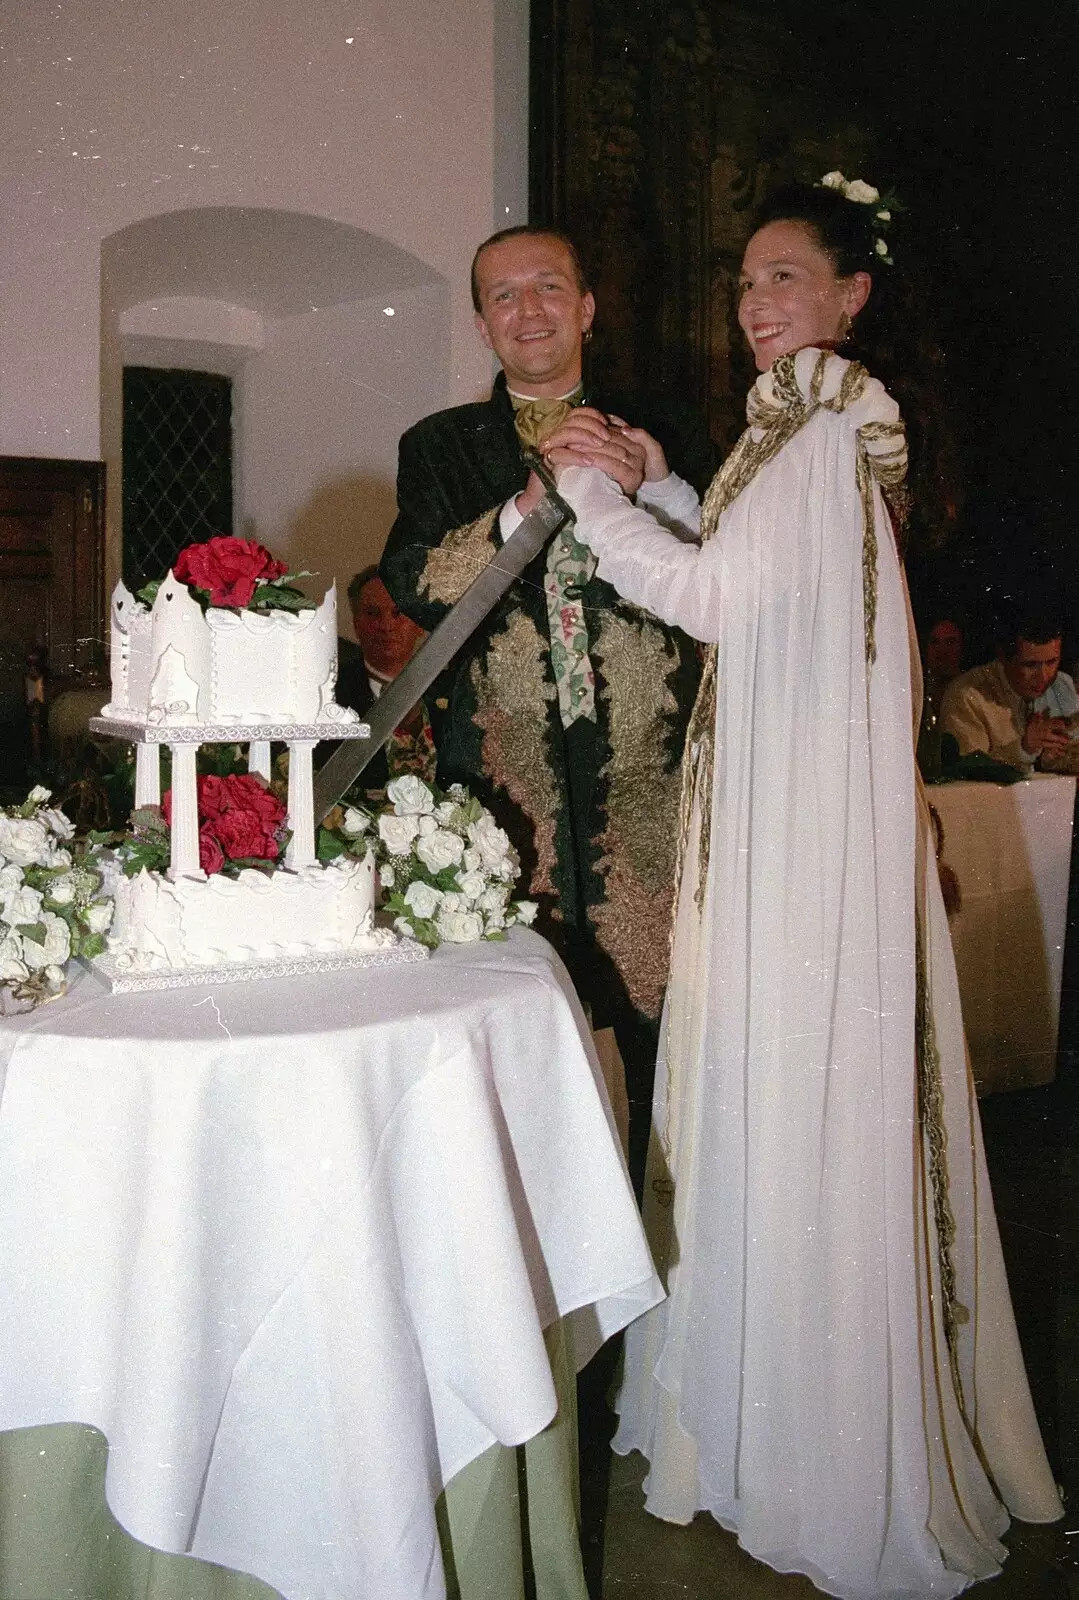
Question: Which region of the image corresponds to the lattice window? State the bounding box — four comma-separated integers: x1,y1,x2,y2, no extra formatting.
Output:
122,368,233,590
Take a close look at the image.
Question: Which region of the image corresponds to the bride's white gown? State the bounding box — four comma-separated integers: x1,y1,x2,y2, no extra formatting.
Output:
560,349,1060,1599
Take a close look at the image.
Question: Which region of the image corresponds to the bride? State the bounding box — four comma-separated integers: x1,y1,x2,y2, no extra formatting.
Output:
542,180,1061,1597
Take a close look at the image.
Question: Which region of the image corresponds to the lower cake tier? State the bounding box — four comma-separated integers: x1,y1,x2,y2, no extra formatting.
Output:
109,853,381,972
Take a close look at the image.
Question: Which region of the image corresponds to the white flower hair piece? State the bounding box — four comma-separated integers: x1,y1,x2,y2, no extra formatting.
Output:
818,170,897,266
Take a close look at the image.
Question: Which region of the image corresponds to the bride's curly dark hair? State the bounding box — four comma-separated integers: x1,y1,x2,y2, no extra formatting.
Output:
750,184,961,553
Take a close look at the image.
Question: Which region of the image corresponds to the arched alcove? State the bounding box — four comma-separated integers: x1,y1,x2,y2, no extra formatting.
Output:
100,207,450,601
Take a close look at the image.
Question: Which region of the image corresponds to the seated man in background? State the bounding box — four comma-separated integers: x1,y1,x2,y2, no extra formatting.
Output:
940,609,1078,772
334,565,435,792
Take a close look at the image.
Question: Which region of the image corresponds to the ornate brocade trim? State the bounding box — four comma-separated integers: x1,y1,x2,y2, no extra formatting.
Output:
915,907,969,1400
590,613,683,1019
471,611,562,902
420,509,499,606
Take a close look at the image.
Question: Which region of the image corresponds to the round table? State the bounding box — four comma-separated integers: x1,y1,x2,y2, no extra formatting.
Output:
0,931,661,1600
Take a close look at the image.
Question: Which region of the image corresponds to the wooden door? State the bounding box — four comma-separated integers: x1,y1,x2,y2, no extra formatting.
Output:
0,458,105,793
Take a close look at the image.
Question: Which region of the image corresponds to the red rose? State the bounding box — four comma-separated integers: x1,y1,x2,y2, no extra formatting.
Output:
173,536,288,610
213,808,281,862
198,824,225,875
162,773,287,867
218,773,286,826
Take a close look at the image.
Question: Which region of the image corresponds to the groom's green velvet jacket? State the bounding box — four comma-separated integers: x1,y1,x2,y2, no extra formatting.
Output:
380,372,717,1025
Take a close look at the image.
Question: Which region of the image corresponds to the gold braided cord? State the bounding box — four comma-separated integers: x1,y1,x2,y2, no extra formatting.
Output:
856,444,879,666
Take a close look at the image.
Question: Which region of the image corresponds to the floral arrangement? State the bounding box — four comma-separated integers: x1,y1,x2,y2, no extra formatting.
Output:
319,775,537,948
0,787,114,1010
818,170,900,265
136,535,314,614
119,772,289,878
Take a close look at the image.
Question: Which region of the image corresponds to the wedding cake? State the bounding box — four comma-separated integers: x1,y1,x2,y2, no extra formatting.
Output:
90,537,399,983
108,853,381,974
99,577,360,731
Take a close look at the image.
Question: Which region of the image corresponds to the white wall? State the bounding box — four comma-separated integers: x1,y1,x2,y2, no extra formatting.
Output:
0,0,529,587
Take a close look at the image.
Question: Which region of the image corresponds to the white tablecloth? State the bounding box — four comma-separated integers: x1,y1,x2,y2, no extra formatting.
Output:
930,774,1076,1092
0,931,662,1600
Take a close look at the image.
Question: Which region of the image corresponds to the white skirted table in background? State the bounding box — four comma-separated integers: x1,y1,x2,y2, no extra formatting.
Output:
0,931,661,1600
930,774,1076,1093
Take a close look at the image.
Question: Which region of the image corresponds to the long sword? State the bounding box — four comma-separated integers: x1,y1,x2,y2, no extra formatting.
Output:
312,479,571,821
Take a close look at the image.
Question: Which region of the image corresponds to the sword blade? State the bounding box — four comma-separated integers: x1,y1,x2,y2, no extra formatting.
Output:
312,487,571,820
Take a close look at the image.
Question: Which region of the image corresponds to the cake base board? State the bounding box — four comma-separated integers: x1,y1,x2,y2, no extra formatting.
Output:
84,941,428,994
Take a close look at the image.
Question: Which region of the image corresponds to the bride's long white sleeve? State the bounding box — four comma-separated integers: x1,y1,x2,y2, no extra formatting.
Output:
559,465,721,643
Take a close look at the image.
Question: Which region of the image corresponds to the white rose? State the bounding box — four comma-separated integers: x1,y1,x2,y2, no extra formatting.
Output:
0,934,29,981
83,901,113,934
0,863,24,894
440,891,463,913
467,815,513,873
435,801,457,825
875,237,890,258
45,964,66,987
386,775,436,816
483,908,506,932
417,814,439,836
46,874,77,906
41,807,76,840
341,807,369,837
513,899,538,926
436,907,484,943
379,863,396,888
403,880,443,919
462,847,483,873
48,847,72,869
845,178,880,205
1,885,44,926
415,829,465,873
27,785,52,804
477,883,509,914
394,915,417,940
378,813,421,856
876,208,891,223
21,910,71,970
446,783,467,801
0,816,50,866
456,870,486,901
820,170,846,191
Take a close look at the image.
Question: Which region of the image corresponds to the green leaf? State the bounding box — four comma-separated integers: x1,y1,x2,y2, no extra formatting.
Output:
135,579,162,607
317,829,348,862
79,932,106,960
484,929,508,942
21,922,47,947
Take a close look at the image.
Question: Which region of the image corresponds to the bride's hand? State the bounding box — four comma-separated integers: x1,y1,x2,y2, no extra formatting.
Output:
607,418,670,482
543,414,646,497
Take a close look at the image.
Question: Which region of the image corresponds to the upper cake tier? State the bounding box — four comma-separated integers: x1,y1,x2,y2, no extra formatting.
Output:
100,577,361,730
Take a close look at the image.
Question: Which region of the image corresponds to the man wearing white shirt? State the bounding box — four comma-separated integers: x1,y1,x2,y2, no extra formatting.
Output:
380,225,716,1192
941,613,1077,772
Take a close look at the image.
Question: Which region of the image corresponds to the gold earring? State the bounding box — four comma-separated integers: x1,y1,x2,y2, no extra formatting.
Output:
839,311,853,342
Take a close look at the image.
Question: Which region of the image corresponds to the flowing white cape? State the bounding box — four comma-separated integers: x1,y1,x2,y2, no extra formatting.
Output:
561,348,1060,1599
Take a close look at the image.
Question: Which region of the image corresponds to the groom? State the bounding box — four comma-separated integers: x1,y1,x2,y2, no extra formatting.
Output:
380,225,716,1190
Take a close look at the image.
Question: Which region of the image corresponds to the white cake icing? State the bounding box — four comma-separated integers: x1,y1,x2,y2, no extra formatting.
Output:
100,577,360,730
108,853,381,972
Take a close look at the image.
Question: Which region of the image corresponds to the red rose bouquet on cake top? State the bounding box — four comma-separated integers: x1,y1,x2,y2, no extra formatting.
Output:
125,772,289,879
137,535,314,614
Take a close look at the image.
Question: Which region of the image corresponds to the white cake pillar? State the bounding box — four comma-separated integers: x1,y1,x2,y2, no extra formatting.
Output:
168,742,205,879
285,740,317,868
248,741,272,781
134,743,161,808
